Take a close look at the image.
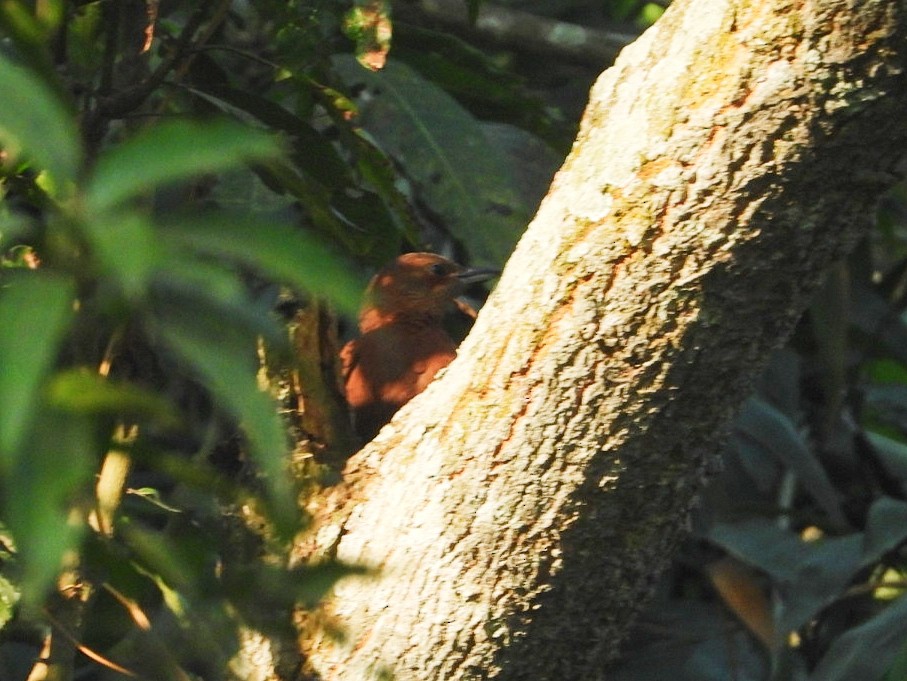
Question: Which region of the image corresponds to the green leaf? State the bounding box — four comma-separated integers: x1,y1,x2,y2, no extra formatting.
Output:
885,636,907,681
0,53,80,190
394,25,564,148
208,168,297,221
121,522,215,594
332,55,531,267
152,299,297,532
5,408,96,603
121,522,239,663
811,593,907,681
339,122,423,249
79,212,157,302
159,213,364,315
189,87,351,189
225,562,370,614
86,119,284,213
150,253,289,356
257,158,409,262
0,273,74,461
638,2,665,26
0,572,20,630
866,384,907,435
866,359,907,386
608,602,772,680
154,248,251,311
866,431,907,482
724,432,783,495
609,0,640,20
35,0,65,31
128,449,246,512
735,397,847,528
0,2,46,48
707,519,862,637
863,497,907,562
46,370,180,427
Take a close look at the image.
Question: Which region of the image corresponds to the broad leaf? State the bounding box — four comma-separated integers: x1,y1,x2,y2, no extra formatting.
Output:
735,397,846,528
707,519,862,637
809,594,907,681
865,431,907,483
5,408,96,602
120,521,216,594
0,273,75,461
865,384,907,436
0,53,80,191
610,601,773,681
79,212,157,303
332,55,531,267
152,297,297,533
159,213,364,315
393,25,564,149
188,86,352,188
46,370,179,426
255,160,362,247
86,119,283,212
863,497,907,561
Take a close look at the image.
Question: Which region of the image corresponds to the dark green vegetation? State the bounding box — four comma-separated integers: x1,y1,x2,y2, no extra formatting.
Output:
614,231,907,679
0,1,906,680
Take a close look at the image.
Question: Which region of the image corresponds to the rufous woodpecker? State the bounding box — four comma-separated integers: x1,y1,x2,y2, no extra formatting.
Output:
340,252,499,440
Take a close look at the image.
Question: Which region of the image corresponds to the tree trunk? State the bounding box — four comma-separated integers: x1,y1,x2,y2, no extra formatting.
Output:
300,0,907,678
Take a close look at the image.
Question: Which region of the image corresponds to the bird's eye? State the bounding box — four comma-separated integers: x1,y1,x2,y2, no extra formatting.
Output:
429,263,451,276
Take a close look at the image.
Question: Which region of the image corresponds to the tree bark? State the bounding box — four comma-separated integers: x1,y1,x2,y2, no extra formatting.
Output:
301,0,907,678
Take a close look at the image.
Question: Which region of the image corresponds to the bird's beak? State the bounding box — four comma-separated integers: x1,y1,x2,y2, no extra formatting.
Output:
456,266,500,285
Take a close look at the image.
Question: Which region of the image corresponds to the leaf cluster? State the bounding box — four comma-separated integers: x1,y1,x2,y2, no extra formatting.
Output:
0,1,558,678
614,198,907,680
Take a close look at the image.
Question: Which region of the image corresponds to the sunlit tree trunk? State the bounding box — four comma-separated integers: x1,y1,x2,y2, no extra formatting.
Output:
300,0,907,678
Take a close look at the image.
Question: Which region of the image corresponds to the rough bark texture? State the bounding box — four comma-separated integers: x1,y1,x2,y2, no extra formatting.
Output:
302,0,907,678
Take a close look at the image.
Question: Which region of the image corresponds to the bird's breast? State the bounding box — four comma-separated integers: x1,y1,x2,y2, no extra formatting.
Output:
353,326,456,402
343,323,458,438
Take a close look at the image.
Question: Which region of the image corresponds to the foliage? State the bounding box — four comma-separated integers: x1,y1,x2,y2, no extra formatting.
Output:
0,34,364,681
612,206,907,679
0,0,557,678
0,0,904,680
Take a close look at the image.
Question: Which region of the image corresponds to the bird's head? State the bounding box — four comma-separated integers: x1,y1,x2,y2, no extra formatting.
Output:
361,252,498,326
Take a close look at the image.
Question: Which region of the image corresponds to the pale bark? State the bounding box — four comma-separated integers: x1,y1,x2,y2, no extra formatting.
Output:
302,0,907,678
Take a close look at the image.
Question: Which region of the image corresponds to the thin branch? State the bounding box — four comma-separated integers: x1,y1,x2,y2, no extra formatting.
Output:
98,0,119,97
42,607,139,678
398,0,637,66
191,43,282,70
95,1,211,118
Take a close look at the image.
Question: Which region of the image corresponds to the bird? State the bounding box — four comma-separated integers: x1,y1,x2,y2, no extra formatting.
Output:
340,252,499,441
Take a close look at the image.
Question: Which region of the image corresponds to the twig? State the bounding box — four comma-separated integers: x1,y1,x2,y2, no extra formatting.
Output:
42,607,138,678
399,0,637,66
96,2,211,118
